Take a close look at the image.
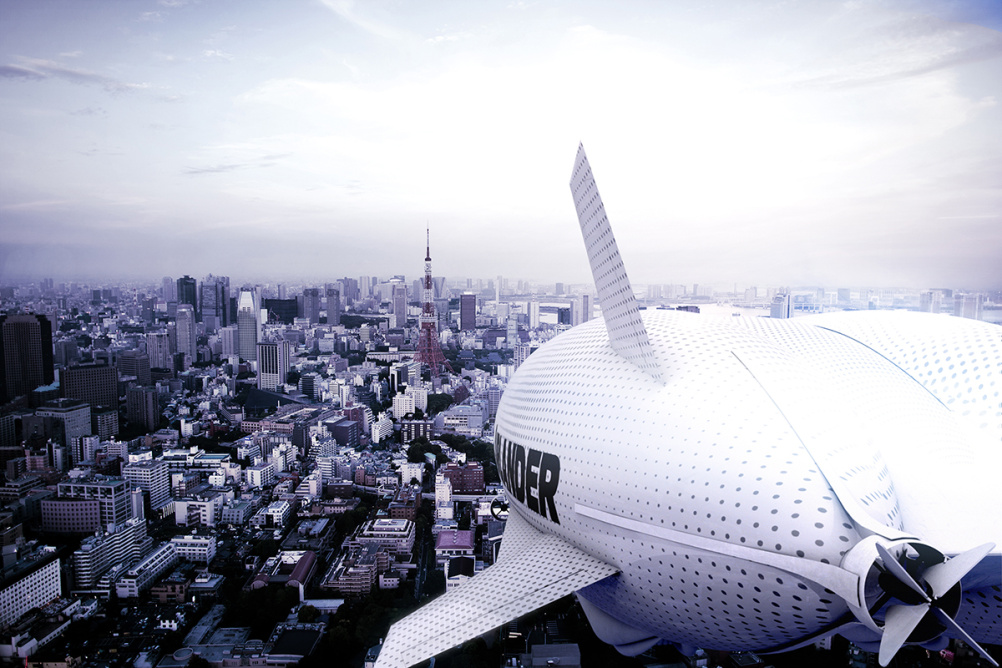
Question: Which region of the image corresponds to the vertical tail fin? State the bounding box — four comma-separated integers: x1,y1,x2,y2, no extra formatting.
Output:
570,144,664,384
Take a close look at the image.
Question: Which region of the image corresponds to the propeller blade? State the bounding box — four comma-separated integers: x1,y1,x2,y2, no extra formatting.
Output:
932,607,1000,668
923,542,996,599
876,543,929,602
879,603,930,667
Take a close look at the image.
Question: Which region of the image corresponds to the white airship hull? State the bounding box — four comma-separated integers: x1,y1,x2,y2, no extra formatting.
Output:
495,308,1000,653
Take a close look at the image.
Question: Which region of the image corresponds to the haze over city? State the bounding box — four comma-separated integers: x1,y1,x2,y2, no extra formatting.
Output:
2,0,1001,289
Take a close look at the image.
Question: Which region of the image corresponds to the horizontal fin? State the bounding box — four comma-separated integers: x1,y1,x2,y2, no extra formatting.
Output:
375,510,618,668
570,144,663,383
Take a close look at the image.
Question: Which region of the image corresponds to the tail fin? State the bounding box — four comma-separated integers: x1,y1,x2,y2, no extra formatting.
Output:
570,144,664,384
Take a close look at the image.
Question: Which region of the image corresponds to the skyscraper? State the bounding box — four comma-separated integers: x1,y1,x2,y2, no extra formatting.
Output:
237,289,258,361
118,349,151,386
302,288,321,324
257,339,291,391
62,362,118,410
199,274,230,330
460,293,476,331
145,331,171,369
0,313,54,403
126,385,160,432
325,288,342,325
392,284,408,328
161,276,177,302
177,275,197,314
176,304,196,368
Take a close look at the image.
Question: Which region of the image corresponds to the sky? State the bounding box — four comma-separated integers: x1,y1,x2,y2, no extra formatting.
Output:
1,0,1000,290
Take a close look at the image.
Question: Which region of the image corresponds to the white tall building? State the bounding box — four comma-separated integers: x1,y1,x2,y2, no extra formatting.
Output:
176,304,196,367
237,289,258,361
220,325,239,357
145,331,171,369
257,339,291,391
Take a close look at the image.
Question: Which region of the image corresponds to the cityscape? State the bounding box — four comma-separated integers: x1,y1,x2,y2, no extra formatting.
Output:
2,1,1001,668
0,225,1000,667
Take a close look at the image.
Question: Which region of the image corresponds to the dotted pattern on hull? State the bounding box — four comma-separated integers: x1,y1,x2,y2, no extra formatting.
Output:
569,144,662,383
374,509,618,668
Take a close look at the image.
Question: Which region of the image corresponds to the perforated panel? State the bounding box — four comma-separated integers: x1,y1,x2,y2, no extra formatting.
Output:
495,308,1000,652
569,144,663,383
374,510,618,668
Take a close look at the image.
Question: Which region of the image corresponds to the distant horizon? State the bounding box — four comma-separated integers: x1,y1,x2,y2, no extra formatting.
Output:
2,1,1000,290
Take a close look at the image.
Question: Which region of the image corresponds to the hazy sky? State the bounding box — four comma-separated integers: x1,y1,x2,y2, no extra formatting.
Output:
1,0,1000,289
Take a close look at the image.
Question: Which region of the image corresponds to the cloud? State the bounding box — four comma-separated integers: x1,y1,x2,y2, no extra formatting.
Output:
203,49,234,61
0,57,149,93
319,0,410,41
184,152,290,175
69,107,108,116
139,11,163,22
59,50,83,58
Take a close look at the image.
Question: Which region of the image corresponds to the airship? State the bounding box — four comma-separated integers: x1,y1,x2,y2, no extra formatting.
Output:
375,145,1002,668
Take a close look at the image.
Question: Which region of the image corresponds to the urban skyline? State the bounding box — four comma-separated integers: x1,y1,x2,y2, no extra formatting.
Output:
2,1,1001,288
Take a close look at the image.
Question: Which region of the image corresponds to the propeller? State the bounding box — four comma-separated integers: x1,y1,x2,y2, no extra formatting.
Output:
490,495,510,521
874,541,997,667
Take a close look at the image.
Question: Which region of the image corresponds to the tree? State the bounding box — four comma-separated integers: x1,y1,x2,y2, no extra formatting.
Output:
286,369,301,385
298,604,320,623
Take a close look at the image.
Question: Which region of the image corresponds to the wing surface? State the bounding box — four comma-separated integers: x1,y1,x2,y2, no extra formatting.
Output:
569,144,663,384
374,510,619,668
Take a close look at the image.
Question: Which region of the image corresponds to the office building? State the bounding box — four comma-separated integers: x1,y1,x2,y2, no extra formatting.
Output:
69,518,150,591
40,497,102,533
34,398,91,447
263,298,298,325
199,274,230,329
0,313,54,403
771,293,793,319
115,542,178,599
257,339,291,391
460,293,476,331
392,284,408,328
0,551,61,630
145,331,172,370
62,362,118,410
117,349,151,386
237,289,258,361
176,275,197,313
169,535,216,563
175,304,196,368
326,287,342,325
126,385,160,433
57,477,132,528
302,288,321,324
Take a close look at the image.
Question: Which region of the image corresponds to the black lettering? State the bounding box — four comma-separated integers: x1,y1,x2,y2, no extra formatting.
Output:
538,453,560,524
525,448,542,514
513,443,526,503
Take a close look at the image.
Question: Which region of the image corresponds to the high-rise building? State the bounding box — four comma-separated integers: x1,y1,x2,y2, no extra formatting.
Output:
954,293,984,320
257,339,291,391
126,384,160,432
122,460,170,511
69,518,150,591
0,313,54,403
528,300,540,329
175,304,196,368
35,398,91,447
220,325,239,357
118,349,151,386
326,288,342,325
146,331,171,369
177,275,197,314
237,289,258,361
199,274,230,330
771,293,793,319
58,477,133,528
392,284,408,328
161,276,176,302
0,550,61,629
62,362,118,410
460,293,476,331
302,288,321,324
582,294,591,323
